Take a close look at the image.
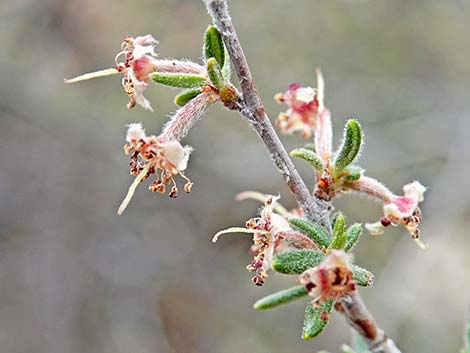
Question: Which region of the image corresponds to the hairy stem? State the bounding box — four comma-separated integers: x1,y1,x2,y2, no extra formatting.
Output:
203,1,401,352
203,0,330,228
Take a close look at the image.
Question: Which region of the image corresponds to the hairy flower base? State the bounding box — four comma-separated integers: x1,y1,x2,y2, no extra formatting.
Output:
117,123,193,215
299,250,356,305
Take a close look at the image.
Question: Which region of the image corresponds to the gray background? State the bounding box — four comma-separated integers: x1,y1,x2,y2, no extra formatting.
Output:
0,0,469,352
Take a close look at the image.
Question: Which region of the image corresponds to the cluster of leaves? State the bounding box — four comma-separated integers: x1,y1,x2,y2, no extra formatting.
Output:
290,118,363,184
152,26,236,106
253,212,373,340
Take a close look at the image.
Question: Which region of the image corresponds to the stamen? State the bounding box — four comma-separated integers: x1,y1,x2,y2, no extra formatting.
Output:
235,191,289,217
115,51,127,65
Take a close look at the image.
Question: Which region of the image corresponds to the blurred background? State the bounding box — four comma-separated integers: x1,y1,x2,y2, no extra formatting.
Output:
0,0,469,352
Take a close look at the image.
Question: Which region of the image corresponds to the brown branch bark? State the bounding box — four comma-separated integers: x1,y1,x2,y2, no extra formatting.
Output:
202,1,402,352
336,293,402,353
203,0,330,229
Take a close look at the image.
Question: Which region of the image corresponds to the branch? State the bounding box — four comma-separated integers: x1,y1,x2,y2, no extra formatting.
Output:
203,1,402,352
203,0,330,228
336,292,402,353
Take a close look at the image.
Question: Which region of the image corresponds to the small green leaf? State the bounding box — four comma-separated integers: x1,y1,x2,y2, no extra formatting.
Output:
330,212,347,250
174,88,203,106
344,165,363,181
204,25,225,68
151,72,206,88
207,57,225,89
352,264,374,287
331,211,342,231
344,223,363,252
334,119,363,172
273,250,325,274
253,285,308,310
290,148,324,173
288,218,330,250
302,299,334,340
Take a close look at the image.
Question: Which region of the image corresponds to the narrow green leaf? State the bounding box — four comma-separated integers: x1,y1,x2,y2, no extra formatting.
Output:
334,119,363,172
302,299,334,340
352,264,374,287
331,211,341,231
151,72,206,88
290,148,324,173
330,212,347,250
273,250,325,274
207,57,225,89
253,285,308,310
344,165,363,181
288,218,330,250
204,25,225,68
174,88,203,106
344,223,363,252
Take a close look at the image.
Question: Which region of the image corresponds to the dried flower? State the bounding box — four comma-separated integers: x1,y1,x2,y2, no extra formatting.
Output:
117,123,193,215
298,250,356,305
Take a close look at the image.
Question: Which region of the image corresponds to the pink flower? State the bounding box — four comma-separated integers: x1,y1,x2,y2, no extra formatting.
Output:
117,123,194,215
115,35,160,111
349,179,427,247
275,83,320,138
212,195,316,286
275,69,327,138
66,34,207,112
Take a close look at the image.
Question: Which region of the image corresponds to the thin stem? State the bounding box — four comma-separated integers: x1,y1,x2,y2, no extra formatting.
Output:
202,1,402,352
203,0,330,228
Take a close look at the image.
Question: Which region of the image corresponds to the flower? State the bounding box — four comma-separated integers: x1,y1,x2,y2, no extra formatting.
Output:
65,34,160,111
298,250,356,305
274,69,326,138
275,83,320,138
117,123,193,215
115,35,159,111
361,180,427,248
212,195,316,286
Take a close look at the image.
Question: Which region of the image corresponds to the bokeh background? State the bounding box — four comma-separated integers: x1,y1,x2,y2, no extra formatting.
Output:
1,0,469,352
